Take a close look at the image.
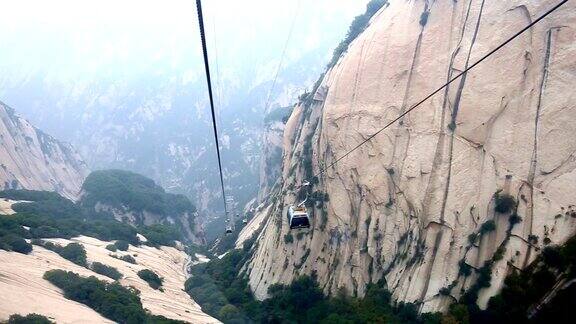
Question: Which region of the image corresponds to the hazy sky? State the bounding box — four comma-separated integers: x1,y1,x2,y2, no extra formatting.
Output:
0,0,373,215
0,0,369,81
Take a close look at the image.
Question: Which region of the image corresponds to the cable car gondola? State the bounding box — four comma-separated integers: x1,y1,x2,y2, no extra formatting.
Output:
288,204,310,229
288,181,311,229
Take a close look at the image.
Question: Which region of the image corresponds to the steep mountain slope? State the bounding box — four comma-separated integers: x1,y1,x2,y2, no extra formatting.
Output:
243,0,576,313
0,101,87,200
80,170,205,245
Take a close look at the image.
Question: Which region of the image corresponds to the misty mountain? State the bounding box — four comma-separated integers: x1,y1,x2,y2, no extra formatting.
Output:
0,0,368,239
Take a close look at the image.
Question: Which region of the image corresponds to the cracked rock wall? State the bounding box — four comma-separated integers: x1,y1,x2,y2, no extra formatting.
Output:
243,0,576,312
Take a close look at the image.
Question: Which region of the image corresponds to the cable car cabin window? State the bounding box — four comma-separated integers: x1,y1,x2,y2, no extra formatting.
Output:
290,216,310,229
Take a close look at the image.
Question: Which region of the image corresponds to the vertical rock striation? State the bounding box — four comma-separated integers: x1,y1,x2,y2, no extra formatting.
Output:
244,0,576,312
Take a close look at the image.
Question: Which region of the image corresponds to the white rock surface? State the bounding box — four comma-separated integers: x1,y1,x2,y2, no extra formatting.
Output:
235,204,270,249
245,0,576,313
0,236,219,323
0,101,88,200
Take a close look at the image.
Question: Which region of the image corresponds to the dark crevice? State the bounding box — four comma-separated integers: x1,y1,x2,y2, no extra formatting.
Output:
387,1,429,181
523,27,557,268
419,0,485,303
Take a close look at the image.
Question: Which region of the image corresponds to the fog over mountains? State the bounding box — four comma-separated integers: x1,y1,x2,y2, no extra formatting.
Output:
0,0,369,236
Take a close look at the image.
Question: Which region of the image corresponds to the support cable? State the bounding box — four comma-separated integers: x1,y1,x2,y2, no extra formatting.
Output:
307,0,567,182
195,0,228,216
262,0,301,114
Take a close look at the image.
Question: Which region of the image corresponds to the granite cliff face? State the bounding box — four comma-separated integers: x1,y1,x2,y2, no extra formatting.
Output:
0,101,87,200
242,0,576,312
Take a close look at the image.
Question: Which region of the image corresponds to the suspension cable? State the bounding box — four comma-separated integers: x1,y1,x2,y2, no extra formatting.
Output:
307,0,567,183
262,0,301,114
195,0,228,216
211,7,224,136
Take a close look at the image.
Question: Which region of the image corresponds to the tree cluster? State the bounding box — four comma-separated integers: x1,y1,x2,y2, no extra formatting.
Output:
137,269,163,290
43,270,181,324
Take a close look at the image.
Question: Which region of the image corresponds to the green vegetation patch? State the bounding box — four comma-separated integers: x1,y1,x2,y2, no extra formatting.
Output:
0,189,62,202
486,236,576,321
0,189,141,245
260,276,437,323
91,262,123,280
189,231,576,324
185,249,257,322
7,313,54,324
0,189,182,250
43,269,182,324
137,224,180,247
105,240,131,252
111,254,137,264
58,243,87,266
113,240,130,251
327,0,388,69
81,170,195,217
447,234,576,323
494,191,516,214
0,232,32,254
284,233,294,244
38,241,87,267
137,269,163,290
185,233,443,323
105,244,117,252
479,220,496,234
